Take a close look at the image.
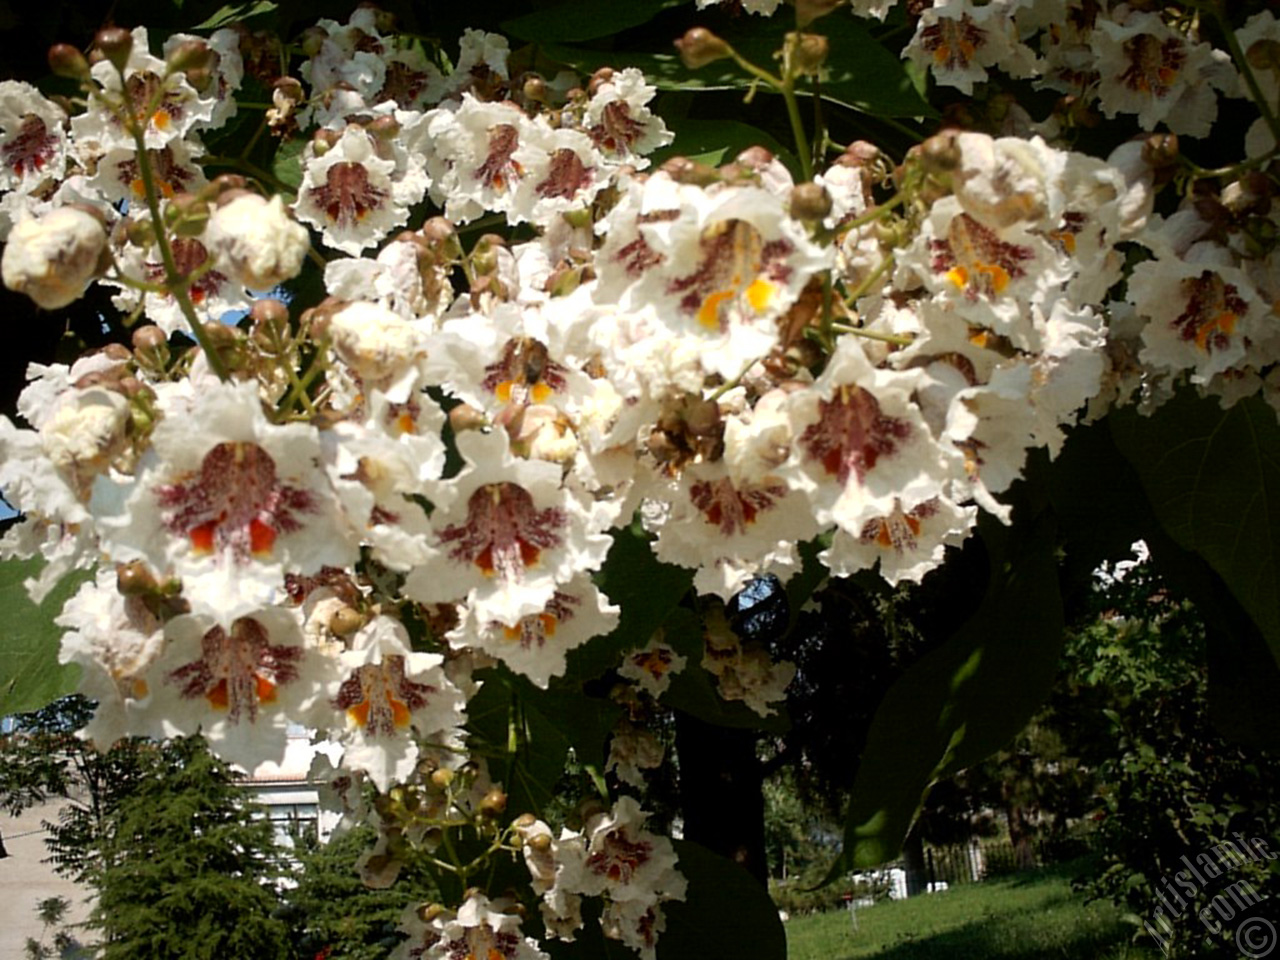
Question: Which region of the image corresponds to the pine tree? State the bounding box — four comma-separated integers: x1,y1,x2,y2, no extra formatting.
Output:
86,736,293,960
286,823,439,960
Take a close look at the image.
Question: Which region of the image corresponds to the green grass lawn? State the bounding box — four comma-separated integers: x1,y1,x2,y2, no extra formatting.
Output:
785,863,1162,960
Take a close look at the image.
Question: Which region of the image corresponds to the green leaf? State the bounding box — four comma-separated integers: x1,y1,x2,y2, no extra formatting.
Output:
660,840,786,960
270,135,306,193
650,117,792,170
533,676,622,770
662,607,790,733
830,510,1063,875
502,0,686,43
542,17,933,119
465,670,570,819
1110,390,1280,666
800,17,936,118
193,1,278,29
0,558,87,715
568,525,693,684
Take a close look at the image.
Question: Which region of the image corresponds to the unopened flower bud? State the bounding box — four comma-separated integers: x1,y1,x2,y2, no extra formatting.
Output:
479,788,508,818
416,903,447,924
167,38,212,74
795,0,844,27
448,403,488,434
789,181,832,221
1141,132,1179,171
513,812,537,830
250,297,291,344
203,193,309,291
203,174,248,202
132,325,169,370
166,192,210,237
2,206,108,310
125,217,156,248
430,768,455,789
328,605,364,637
660,156,720,186
117,560,158,596
94,27,134,72
48,44,90,80
684,397,721,437
675,27,731,70
528,832,553,853
299,25,327,59
367,114,400,141
1247,38,1280,71
787,32,829,75
470,234,505,276
522,74,549,104
588,67,615,96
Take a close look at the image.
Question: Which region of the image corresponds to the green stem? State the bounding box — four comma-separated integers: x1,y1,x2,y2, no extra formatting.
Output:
1213,8,1280,149
120,73,229,381
780,75,814,182
842,192,904,233
722,39,814,180
708,356,762,401
829,322,913,346
842,252,896,306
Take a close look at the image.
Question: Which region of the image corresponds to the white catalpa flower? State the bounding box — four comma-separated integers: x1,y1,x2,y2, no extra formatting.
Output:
425,96,542,223
70,26,215,151
618,634,687,699
57,567,166,749
144,607,333,770
447,573,619,688
904,0,1035,96
784,337,963,537
1091,9,1235,138
91,379,358,625
163,28,245,131
0,81,69,193
584,68,673,164
821,495,977,585
403,429,613,626
2,206,107,309
328,615,466,792
204,192,310,291
107,214,251,333
325,389,445,571
1130,252,1266,384
597,173,832,381
87,139,207,206
324,233,453,322
393,893,549,960
295,125,406,255
702,612,795,718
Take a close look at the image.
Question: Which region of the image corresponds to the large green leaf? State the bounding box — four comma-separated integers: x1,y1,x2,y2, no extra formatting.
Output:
568,525,694,684
193,0,277,29
542,16,934,119
502,0,686,43
659,840,786,960
1110,390,1280,666
829,510,1063,875
465,669,570,819
0,557,86,715
650,117,792,170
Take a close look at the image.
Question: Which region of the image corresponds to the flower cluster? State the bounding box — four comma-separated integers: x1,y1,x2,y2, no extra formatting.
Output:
3,4,1279,956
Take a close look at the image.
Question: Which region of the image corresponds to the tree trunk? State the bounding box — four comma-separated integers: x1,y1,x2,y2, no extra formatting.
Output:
674,711,767,886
